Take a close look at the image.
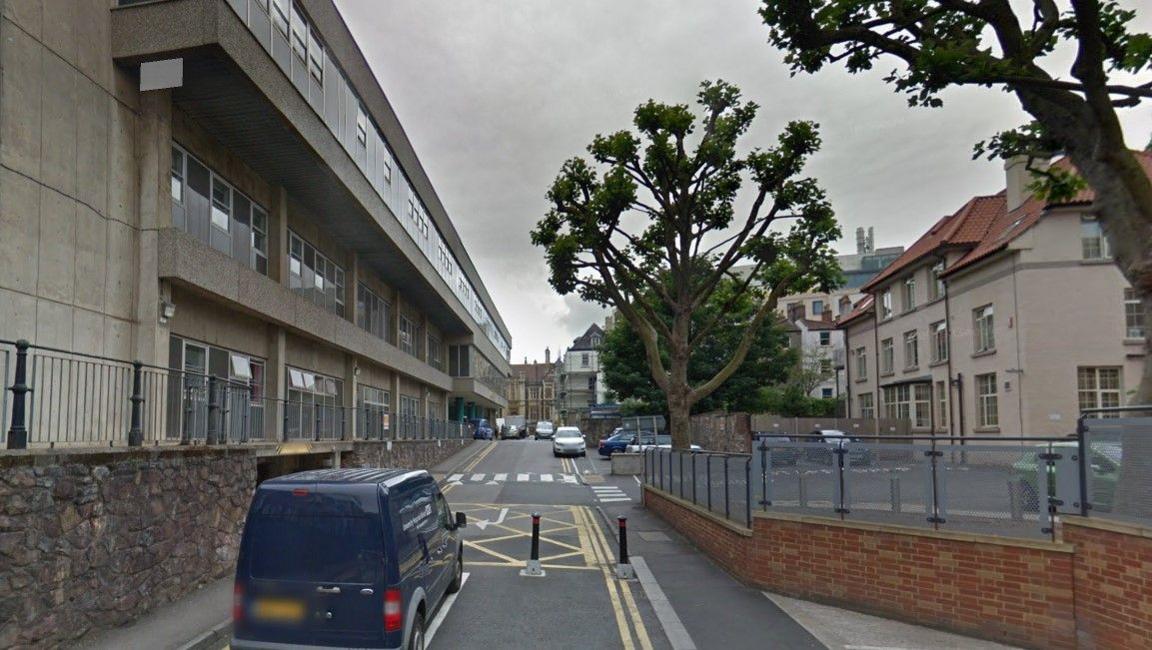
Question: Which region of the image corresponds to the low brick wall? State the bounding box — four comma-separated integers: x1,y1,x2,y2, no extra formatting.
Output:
0,448,255,649
1063,517,1152,649
644,485,1079,649
342,439,474,470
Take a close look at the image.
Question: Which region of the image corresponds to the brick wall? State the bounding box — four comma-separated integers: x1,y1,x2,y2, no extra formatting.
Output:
1063,517,1152,649
644,485,1079,650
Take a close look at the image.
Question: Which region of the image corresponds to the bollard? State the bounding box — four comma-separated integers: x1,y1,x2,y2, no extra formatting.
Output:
127,361,144,447
616,516,634,580
520,512,546,577
6,340,30,450
889,474,902,514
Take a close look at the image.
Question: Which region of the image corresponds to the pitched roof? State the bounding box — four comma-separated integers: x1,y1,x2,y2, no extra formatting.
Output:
863,151,1152,289
569,323,605,351
836,294,874,328
512,362,554,383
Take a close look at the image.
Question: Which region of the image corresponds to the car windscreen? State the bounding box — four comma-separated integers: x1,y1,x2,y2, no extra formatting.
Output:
246,490,384,584
555,428,581,438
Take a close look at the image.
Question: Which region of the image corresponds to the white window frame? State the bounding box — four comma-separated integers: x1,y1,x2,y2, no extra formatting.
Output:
974,305,995,353
1124,288,1145,339
880,338,894,375
1081,217,1111,260
881,290,893,319
929,262,945,300
854,347,867,380
1078,366,1122,415
976,373,998,428
931,321,948,363
858,393,874,419
903,276,916,312
903,330,919,369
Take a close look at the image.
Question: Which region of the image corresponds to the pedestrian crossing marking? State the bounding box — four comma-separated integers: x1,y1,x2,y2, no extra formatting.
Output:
517,473,530,482
447,474,463,482
494,473,508,482
446,473,580,485
540,474,554,482
591,483,633,503
471,473,485,482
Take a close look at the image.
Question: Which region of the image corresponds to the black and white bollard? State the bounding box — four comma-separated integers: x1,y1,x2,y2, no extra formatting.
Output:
520,512,546,577
615,516,634,580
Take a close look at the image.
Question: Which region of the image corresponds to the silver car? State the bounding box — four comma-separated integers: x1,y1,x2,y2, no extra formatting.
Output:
552,426,586,457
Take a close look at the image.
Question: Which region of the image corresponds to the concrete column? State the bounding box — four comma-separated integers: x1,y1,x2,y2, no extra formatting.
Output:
267,325,287,440
390,373,401,438
346,252,360,325
133,89,173,365
343,353,358,440
273,187,289,285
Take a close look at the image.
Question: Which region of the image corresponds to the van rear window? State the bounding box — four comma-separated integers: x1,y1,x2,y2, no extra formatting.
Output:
246,491,384,584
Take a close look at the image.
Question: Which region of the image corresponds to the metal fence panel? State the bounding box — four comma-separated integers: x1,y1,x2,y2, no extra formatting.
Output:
1082,417,1152,527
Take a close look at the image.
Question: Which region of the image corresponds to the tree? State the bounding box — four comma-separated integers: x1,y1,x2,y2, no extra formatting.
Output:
600,276,796,417
759,0,1152,401
531,80,841,449
790,346,836,396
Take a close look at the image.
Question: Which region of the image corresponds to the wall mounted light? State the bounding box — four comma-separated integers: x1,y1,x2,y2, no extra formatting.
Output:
159,300,176,324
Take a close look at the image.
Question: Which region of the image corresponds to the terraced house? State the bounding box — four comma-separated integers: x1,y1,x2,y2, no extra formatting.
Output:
839,154,1149,437
0,0,511,446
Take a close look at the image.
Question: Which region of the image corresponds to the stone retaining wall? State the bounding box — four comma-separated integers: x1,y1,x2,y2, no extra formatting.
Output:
342,439,474,470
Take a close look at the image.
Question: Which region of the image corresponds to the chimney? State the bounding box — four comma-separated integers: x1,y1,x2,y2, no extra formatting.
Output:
1005,155,1050,212
856,227,866,254
822,309,833,323
545,347,551,364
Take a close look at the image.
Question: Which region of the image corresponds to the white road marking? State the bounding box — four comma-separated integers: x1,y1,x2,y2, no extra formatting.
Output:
447,474,463,482
494,473,508,482
598,497,632,503
517,473,530,482
426,572,469,648
474,508,510,531
633,475,642,486
539,473,554,482
591,485,621,491
562,474,578,484
632,557,697,650
470,473,485,482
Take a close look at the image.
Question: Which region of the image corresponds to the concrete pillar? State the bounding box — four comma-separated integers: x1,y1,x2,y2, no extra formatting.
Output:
267,325,287,440
273,187,289,285
344,353,357,440
346,252,360,325
390,373,401,438
133,89,173,365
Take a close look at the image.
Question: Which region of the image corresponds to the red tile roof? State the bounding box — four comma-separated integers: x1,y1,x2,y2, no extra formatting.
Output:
863,151,1152,289
836,295,874,328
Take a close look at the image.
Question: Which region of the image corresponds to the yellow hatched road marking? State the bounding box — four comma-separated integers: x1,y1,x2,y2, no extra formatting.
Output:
466,561,598,571
576,506,635,650
584,507,654,650
537,550,584,563
463,540,521,565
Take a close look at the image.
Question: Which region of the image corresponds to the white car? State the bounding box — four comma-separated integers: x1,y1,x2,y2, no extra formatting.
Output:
626,433,701,453
552,426,586,457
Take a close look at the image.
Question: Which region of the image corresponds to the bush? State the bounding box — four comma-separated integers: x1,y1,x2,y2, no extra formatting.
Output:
756,385,842,417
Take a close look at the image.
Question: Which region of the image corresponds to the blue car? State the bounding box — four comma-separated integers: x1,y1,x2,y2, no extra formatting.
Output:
232,468,466,650
469,418,494,440
598,430,637,457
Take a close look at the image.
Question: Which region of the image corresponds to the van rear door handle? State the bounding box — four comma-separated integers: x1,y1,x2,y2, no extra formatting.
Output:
316,586,341,594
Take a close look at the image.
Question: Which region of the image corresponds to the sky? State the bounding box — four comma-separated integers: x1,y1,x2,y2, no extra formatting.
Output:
335,0,1151,364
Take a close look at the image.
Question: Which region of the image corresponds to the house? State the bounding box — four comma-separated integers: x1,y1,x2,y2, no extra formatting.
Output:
839,154,1149,437
508,349,558,424
783,305,846,399
556,322,609,423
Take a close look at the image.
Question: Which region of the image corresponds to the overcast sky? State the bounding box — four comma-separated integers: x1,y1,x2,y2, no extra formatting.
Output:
335,0,1150,364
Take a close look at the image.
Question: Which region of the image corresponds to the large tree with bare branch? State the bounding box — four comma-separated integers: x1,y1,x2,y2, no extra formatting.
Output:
531,81,841,449
760,0,1152,402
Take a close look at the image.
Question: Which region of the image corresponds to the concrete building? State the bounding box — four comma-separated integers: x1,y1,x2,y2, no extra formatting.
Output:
556,323,608,424
838,154,1150,437
507,349,557,425
0,0,510,443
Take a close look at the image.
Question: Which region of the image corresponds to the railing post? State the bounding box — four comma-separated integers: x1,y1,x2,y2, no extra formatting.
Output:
724,456,730,520
745,457,752,527
282,399,290,442
205,375,219,445
314,403,321,442
6,340,30,450
240,385,252,444
126,361,144,447
1076,414,1090,517
706,454,712,511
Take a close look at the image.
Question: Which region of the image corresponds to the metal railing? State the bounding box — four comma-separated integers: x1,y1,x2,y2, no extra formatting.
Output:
2,338,467,449
1078,407,1152,529
644,448,752,527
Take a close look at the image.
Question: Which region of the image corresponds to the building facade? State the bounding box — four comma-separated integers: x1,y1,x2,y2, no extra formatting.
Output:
839,155,1149,437
0,0,510,445
507,349,557,425
783,311,845,399
556,323,608,424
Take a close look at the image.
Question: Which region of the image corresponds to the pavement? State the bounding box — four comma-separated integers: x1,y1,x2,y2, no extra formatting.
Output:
64,438,1022,650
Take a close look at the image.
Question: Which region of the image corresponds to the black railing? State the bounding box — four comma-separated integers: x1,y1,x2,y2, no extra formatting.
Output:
2,338,466,449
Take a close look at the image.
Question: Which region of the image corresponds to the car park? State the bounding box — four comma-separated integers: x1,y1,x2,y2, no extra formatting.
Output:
753,435,800,466
803,429,872,466
232,468,467,650
552,426,587,457
469,418,494,440
534,421,555,440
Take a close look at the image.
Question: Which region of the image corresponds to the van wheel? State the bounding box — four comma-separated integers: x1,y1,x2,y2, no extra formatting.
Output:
408,613,426,650
447,550,463,594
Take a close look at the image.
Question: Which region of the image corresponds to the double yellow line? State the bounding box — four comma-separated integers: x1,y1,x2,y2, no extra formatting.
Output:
442,441,498,494
575,506,653,650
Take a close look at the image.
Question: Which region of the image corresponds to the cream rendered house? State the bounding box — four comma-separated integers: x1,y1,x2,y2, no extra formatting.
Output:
839,154,1149,437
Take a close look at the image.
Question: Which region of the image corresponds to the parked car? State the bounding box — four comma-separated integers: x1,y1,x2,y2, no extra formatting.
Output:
500,424,522,440
534,421,555,440
1012,441,1121,512
598,430,636,457
626,433,701,453
754,435,800,466
232,468,467,650
803,429,872,466
552,426,587,457
469,418,494,440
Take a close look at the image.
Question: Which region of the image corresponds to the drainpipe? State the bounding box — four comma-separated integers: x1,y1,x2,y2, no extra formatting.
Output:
941,256,956,440
1010,256,1026,435
872,292,882,433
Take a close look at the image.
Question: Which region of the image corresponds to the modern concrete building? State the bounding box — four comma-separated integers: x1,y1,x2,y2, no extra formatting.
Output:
838,154,1149,437
556,322,608,424
507,348,557,425
0,0,510,443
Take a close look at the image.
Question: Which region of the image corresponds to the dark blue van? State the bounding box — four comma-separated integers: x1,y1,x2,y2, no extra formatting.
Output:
232,468,466,650
468,418,494,440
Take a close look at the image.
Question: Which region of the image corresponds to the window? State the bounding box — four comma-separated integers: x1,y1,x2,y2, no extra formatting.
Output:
428,335,444,371
931,321,948,363
881,290,892,319
290,5,307,62
581,353,590,368
285,367,344,440
307,27,323,83
288,232,345,317
902,276,916,312
903,330,919,369
880,338,894,375
882,383,932,428
935,380,948,429
858,393,874,419
1078,367,1122,414
356,105,368,147
356,283,392,343
358,385,390,440
251,206,268,275
210,177,231,232
1125,288,1145,339
820,358,832,374
929,262,945,300
854,347,867,380
821,388,833,398
272,0,289,37
819,331,831,346
1081,217,1110,260
812,300,824,316
399,314,421,357
974,305,995,353
588,377,597,391
170,147,184,203
975,373,998,428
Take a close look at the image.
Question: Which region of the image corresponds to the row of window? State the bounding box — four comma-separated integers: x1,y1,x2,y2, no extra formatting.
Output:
880,263,946,320
224,0,510,359
289,232,346,317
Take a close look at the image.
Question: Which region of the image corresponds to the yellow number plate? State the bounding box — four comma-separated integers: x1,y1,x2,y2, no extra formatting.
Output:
252,598,306,622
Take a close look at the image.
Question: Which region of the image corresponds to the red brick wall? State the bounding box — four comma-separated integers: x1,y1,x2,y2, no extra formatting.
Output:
644,486,1078,650
1063,518,1152,650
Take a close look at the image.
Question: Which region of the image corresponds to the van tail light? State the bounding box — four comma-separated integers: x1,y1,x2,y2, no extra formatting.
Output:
383,588,402,632
232,582,244,623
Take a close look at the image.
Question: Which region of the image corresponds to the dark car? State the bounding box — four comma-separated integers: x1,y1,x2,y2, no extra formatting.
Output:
232,468,467,650
469,418,494,440
754,435,800,467
598,430,636,457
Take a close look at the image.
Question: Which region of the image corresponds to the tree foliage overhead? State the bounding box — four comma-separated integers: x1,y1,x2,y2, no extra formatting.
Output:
600,277,795,416
532,80,841,447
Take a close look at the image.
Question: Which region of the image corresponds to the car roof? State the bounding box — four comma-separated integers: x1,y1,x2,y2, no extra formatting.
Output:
263,468,428,487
